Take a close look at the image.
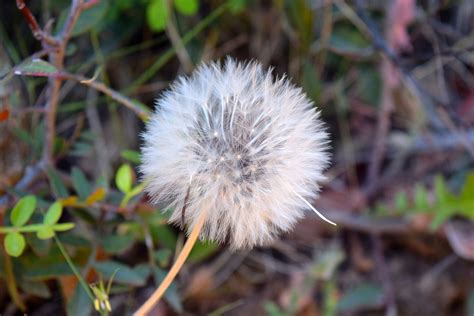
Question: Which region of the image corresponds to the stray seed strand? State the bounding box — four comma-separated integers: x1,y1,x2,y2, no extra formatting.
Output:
293,191,336,226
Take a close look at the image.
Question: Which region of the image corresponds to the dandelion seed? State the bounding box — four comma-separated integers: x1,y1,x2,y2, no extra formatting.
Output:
140,57,333,250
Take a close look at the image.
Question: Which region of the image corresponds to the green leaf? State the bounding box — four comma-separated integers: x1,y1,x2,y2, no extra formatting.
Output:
337,283,384,312
44,202,63,225
14,59,58,77
264,302,286,316
72,0,108,36
228,0,247,14
121,181,146,207
71,167,91,200
461,172,474,200
11,195,37,227
56,0,108,37
394,191,408,212
133,263,152,281
57,232,89,247
434,175,448,204
28,234,52,256
102,234,135,254
414,184,429,211
46,167,69,198
174,0,199,15
67,284,93,316
329,25,372,55
53,223,75,232
430,175,457,229
37,226,55,240
150,224,177,249
21,253,77,279
374,202,389,216
19,280,52,299
153,249,172,266
115,164,133,193
120,149,141,164
355,65,381,106
302,59,323,102
188,241,218,263
93,261,146,286
70,141,93,157
4,232,26,257
147,0,169,32
323,281,338,316
153,267,183,312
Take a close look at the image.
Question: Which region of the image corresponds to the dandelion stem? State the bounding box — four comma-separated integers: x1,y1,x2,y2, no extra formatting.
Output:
134,211,207,316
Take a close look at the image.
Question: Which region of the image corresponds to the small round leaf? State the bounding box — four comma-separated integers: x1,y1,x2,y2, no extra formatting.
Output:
4,232,26,257
37,226,55,240
11,195,37,227
53,223,75,232
174,0,198,16
44,201,63,225
115,164,133,193
147,0,169,32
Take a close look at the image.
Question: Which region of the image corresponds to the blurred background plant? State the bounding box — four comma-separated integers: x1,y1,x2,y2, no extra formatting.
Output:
0,0,474,315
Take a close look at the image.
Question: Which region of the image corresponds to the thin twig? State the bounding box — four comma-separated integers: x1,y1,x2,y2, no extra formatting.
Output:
86,87,112,178
322,209,412,234
166,5,194,73
63,72,150,120
16,0,58,45
15,0,97,165
353,0,444,129
42,0,94,165
353,0,474,197
366,58,395,191
372,236,398,316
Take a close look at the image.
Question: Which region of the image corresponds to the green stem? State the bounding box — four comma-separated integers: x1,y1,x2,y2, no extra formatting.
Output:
119,180,148,208
54,235,95,302
0,224,44,233
0,223,74,233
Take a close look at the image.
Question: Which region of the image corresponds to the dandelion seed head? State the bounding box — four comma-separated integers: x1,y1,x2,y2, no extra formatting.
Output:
140,58,331,249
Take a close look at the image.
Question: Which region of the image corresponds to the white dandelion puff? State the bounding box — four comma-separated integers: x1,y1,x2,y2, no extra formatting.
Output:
140,58,333,250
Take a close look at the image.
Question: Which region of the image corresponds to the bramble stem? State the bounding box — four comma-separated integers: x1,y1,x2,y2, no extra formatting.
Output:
134,211,207,316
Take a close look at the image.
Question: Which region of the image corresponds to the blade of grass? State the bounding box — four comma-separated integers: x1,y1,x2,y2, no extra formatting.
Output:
125,3,229,93
54,235,95,302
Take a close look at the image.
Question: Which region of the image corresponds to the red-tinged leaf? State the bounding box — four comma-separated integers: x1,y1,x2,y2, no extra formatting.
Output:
0,108,10,122
14,59,62,78
85,187,106,205
59,196,79,207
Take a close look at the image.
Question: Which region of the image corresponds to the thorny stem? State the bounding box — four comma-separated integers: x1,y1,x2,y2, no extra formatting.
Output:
134,211,208,316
